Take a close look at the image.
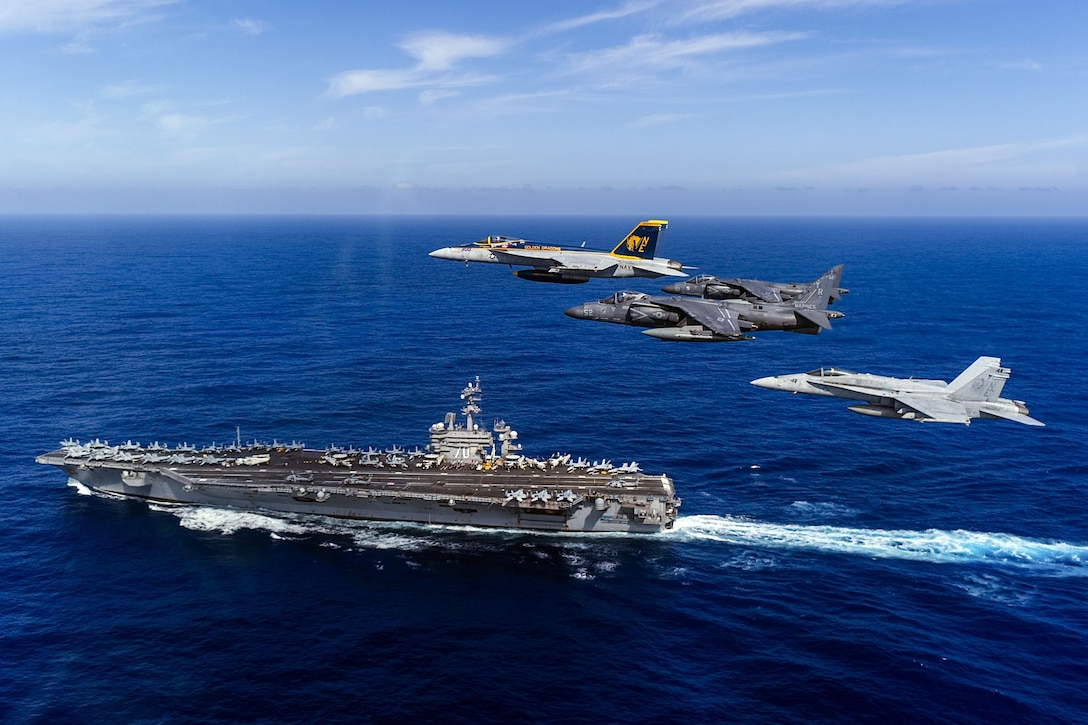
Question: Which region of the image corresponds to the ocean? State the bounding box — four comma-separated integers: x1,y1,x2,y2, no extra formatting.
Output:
1,215,1086,724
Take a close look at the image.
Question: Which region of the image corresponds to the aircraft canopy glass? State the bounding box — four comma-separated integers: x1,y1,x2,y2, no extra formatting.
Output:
600,291,648,304
806,367,854,377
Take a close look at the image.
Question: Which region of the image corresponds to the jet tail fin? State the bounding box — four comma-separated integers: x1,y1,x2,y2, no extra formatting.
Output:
792,265,844,310
610,220,668,259
947,356,1008,401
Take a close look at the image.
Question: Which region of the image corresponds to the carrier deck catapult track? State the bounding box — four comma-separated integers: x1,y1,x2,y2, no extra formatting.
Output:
37,378,680,533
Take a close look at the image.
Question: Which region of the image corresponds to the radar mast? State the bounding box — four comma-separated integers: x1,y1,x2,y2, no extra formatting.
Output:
460,376,482,430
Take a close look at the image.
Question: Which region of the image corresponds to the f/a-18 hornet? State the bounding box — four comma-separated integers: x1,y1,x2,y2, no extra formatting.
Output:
662,269,849,304
564,265,843,342
428,219,689,284
751,356,1044,426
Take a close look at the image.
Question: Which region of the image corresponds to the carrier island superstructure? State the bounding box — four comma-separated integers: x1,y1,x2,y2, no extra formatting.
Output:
37,378,680,533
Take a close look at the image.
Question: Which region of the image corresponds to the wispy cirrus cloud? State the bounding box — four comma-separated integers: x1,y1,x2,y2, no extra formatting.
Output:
786,136,1088,184
0,0,178,34
567,30,809,74
328,31,510,98
537,0,655,35
678,0,909,23
98,79,160,98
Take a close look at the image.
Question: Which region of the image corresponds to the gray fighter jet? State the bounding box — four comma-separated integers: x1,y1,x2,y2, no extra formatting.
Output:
565,290,752,341
564,265,843,341
751,356,1044,426
662,271,849,304
428,219,688,284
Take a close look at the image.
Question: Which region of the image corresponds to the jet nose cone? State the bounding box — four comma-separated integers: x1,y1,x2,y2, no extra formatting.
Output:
659,283,682,294
750,376,784,390
428,247,462,260
564,305,588,319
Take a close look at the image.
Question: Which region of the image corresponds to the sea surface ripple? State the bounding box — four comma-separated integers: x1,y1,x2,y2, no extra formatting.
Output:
2,215,1087,724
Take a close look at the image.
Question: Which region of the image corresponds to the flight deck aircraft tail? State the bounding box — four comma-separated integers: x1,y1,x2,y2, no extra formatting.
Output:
947,356,1009,402
609,220,668,259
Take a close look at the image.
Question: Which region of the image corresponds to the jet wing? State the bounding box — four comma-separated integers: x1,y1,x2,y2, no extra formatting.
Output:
657,298,743,336
814,380,971,423
486,248,564,268
732,279,783,303
890,393,972,424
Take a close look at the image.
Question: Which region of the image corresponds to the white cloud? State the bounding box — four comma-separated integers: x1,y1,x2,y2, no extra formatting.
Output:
156,112,208,134
678,0,907,24
783,136,1088,185
419,89,461,105
233,18,271,36
537,1,655,34
401,31,508,71
328,31,510,98
568,30,809,74
141,101,233,137
0,0,178,34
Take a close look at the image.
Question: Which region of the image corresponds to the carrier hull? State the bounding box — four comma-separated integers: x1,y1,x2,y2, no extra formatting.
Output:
37,449,678,533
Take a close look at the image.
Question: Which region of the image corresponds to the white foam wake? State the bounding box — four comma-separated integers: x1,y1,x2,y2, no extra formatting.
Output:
671,515,1088,573
170,506,310,537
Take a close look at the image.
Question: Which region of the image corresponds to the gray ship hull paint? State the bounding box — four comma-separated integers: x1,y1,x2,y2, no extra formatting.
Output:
42,457,675,533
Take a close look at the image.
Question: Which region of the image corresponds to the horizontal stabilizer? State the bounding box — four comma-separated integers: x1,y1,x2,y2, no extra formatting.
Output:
795,308,832,330
982,408,1046,427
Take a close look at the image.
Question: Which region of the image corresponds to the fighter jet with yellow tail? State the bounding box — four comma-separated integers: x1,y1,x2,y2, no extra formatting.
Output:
428,220,688,284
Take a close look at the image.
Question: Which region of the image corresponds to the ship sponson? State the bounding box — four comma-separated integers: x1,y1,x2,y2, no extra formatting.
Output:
37,379,680,533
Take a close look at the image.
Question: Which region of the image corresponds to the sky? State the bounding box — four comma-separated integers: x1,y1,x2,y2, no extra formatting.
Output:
1,0,1086,215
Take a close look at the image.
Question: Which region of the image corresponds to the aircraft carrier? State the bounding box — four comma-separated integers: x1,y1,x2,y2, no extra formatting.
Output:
36,378,680,533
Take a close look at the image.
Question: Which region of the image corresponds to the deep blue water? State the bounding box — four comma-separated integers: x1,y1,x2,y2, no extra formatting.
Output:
1,215,1086,724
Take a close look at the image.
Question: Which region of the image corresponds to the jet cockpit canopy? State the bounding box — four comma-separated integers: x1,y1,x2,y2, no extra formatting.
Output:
601,291,649,304
806,367,854,377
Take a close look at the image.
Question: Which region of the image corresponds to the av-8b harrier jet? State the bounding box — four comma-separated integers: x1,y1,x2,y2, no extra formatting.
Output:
564,265,843,341
662,270,849,304
428,219,688,284
751,356,1044,426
